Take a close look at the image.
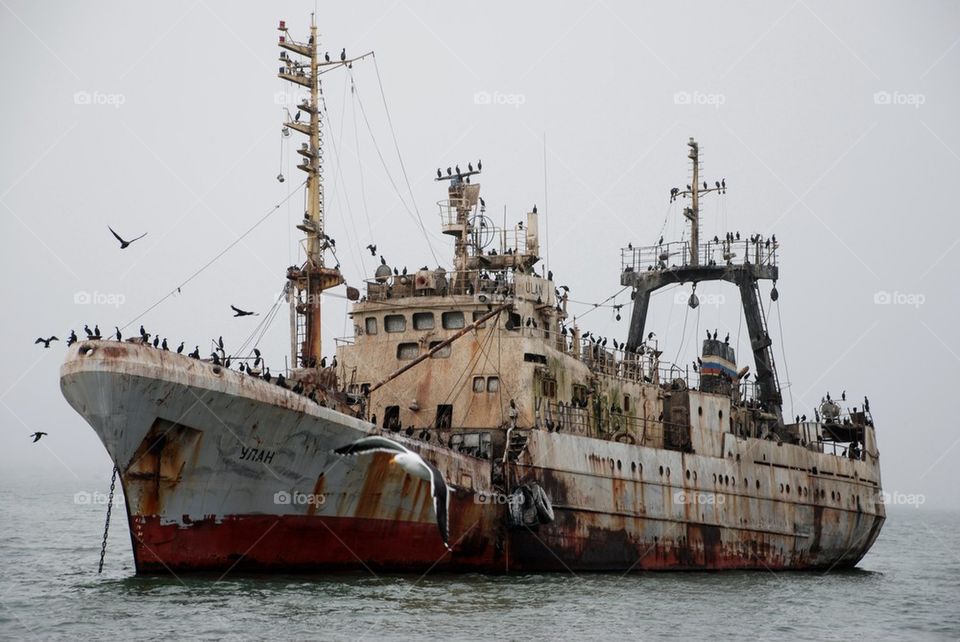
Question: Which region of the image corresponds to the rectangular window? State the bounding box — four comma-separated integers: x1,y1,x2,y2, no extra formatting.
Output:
624,394,631,412
442,311,465,329
364,317,378,335
384,314,406,332
435,404,453,431
384,406,400,431
524,352,547,364
472,311,487,329
473,376,485,393
487,376,500,393
505,312,521,331
429,341,451,358
541,379,556,398
413,312,435,330
397,343,419,360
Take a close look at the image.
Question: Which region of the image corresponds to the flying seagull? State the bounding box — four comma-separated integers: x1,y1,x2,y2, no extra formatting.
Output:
30,431,48,442
333,436,451,550
231,305,258,317
34,336,59,348
108,226,147,249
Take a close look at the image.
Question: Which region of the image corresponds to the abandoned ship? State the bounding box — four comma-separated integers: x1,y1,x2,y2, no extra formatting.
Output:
59,16,885,573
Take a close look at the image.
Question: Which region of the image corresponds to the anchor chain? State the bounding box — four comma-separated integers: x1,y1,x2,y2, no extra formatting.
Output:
98,464,118,574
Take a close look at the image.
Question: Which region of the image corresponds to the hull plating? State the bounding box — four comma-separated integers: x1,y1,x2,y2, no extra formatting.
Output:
61,343,884,574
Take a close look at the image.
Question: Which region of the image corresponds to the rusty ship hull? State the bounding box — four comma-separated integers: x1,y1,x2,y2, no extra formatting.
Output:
61,342,884,574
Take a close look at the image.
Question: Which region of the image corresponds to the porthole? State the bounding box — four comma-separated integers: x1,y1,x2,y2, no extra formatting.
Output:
686,469,691,480
666,467,671,478
786,484,791,494
756,480,760,490
617,459,622,471
780,483,784,493
659,465,664,476
631,462,637,473
698,406,703,416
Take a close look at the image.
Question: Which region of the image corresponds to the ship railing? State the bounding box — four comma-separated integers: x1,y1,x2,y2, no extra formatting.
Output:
576,339,660,383
539,400,690,447
436,197,477,227
361,268,520,301
621,238,779,273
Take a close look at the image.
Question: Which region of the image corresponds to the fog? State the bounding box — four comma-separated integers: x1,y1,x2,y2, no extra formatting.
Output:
1,0,957,512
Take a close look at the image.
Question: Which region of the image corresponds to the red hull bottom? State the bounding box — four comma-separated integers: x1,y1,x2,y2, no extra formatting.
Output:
129,513,872,574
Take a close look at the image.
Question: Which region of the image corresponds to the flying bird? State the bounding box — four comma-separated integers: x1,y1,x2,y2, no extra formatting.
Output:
333,436,451,550
108,226,147,249
366,244,377,256
231,305,257,317
30,431,48,442
34,336,58,348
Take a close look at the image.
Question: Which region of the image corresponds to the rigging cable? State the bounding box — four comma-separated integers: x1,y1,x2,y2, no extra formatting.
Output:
774,298,795,420
368,53,440,264
121,181,307,331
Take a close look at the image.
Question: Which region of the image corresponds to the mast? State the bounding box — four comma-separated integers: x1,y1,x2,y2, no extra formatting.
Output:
686,138,700,266
278,16,343,368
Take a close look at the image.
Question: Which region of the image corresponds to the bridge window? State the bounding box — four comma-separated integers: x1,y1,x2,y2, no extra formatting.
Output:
486,376,500,393
505,312,522,331
413,312,435,330
384,314,406,332
429,341,451,358
397,343,418,360
472,311,488,328
624,395,631,412
364,317,378,335
473,376,485,393
442,311,465,329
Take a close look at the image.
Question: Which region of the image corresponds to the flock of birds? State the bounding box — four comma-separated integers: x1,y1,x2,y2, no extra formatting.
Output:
669,179,727,203
436,159,482,182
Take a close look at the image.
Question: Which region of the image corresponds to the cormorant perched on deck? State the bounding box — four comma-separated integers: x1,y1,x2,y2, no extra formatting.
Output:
455,164,461,175
340,48,346,61
446,167,452,176
724,333,730,344
66,330,77,346
468,162,473,172
437,168,442,179
842,390,846,401
715,181,720,189
477,159,482,171
532,204,538,214
325,52,330,62
703,181,708,190
161,338,168,351
658,236,664,245
189,346,200,359
115,327,122,341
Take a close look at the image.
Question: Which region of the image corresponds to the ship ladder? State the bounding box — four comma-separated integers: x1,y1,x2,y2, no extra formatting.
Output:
97,464,118,574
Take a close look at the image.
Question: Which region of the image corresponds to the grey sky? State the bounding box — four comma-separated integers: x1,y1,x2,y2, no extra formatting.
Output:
1,1,957,509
